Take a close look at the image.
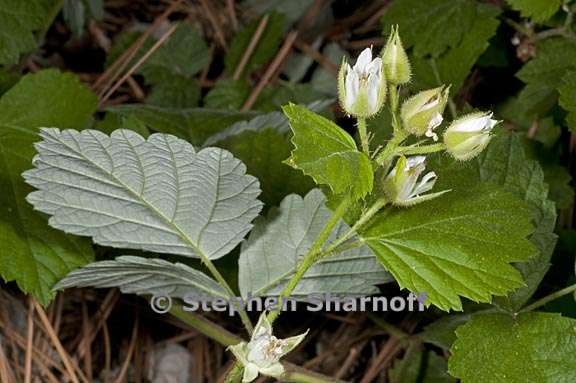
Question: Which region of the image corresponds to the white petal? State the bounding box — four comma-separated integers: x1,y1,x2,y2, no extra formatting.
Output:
418,97,440,113
259,362,285,378
345,70,359,109
366,74,380,113
451,113,494,133
412,171,437,196
406,156,426,169
366,57,382,75
354,48,373,72
242,363,260,383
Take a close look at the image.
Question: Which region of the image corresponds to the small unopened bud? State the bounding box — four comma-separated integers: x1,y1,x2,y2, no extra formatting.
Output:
382,26,411,85
444,112,499,161
401,86,450,141
338,47,387,118
383,156,449,206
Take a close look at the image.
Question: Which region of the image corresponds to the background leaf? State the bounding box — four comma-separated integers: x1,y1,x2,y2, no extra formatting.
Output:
0,69,96,305
381,0,476,58
506,0,563,22
449,312,576,382
239,189,392,297
24,129,263,260
225,12,285,78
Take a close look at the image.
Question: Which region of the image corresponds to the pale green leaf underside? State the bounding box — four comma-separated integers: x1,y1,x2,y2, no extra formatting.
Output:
54,255,227,299
239,189,392,297
361,186,535,311
449,312,576,382
284,104,373,200
24,128,263,260
0,70,96,305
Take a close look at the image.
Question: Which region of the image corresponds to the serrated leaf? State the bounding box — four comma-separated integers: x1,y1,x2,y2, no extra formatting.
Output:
435,133,557,311
284,104,373,200
559,70,576,132
108,104,256,145
0,70,96,305
506,0,563,22
410,4,500,92
513,38,576,119
360,185,535,311
381,0,476,58
24,128,263,260
204,79,251,110
239,189,391,297
55,256,228,298
449,312,576,382
0,0,51,65
225,12,285,78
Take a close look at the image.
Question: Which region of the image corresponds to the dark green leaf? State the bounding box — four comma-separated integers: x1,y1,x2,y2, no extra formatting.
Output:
361,184,535,311
0,70,96,305
449,312,576,382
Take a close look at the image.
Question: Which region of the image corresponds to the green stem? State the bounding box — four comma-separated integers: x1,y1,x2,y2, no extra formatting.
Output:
519,283,576,313
171,304,240,346
375,129,408,167
323,198,387,255
203,259,253,333
389,85,401,133
267,195,352,324
357,118,370,155
397,143,446,156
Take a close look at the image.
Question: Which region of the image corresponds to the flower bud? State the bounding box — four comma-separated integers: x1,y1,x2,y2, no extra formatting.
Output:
382,26,411,85
383,155,449,206
444,112,499,161
400,86,450,141
338,47,386,118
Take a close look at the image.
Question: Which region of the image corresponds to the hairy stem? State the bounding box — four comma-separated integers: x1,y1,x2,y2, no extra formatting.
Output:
389,85,401,133
267,195,352,324
397,143,446,156
375,129,408,168
203,258,253,333
519,283,576,313
357,117,370,155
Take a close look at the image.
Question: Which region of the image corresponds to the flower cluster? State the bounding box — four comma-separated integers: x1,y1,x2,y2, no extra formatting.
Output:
338,26,500,206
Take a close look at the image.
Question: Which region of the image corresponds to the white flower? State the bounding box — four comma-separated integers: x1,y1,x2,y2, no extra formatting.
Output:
444,112,500,161
383,156,449,206
401,86,450,140
338,47,386,117
229,313,308,382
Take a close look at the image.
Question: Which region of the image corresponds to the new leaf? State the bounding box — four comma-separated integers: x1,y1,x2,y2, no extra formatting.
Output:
283,104,373,200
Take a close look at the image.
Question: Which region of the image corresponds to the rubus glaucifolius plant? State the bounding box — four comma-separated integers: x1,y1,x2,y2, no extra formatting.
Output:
15,26,575,383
